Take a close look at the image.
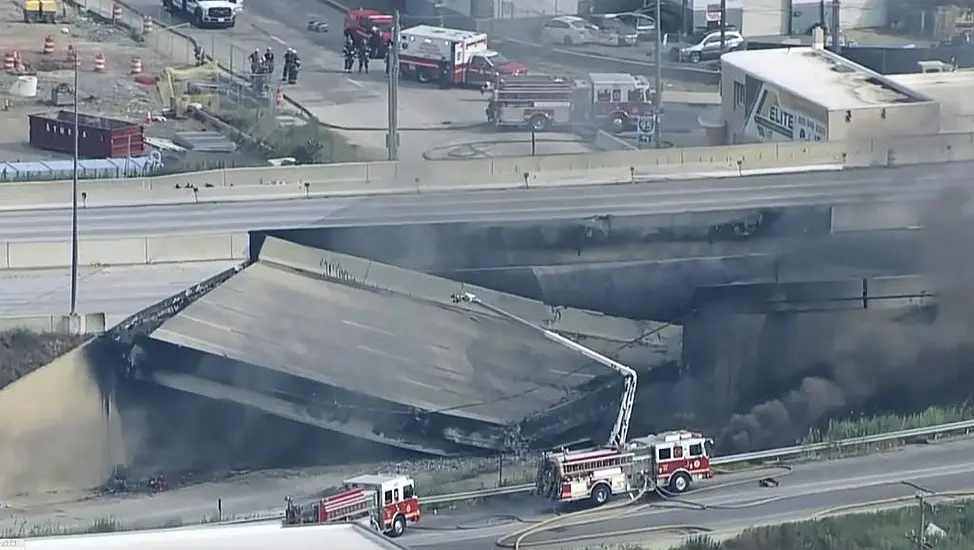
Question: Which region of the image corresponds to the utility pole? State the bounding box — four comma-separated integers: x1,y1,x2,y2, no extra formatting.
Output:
719,0,727,52
830,0,841,54
819,0,826,31
917,492,926,550
70,45,80,321
386,11,401,161
653,0,662,148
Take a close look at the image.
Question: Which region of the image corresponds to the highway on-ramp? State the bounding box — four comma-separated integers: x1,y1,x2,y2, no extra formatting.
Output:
0,262,240,325
1,163,958,240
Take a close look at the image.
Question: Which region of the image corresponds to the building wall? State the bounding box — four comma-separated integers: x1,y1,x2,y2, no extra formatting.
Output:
840,0,887,29
825,102,940,140
742,0,789,35
721,63,830,144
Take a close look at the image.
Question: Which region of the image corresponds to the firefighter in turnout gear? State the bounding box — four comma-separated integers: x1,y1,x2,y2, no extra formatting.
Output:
286,49,301,84
248,48,262,75
282,48,295,81
357,40,369,73
263,47,275,75
343,38,356,73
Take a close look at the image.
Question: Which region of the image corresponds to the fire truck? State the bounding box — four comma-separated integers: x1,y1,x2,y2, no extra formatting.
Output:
485,72,654,133
535,431,714,506
283,474,420,538
344,8,393,58
399,25,527,87
452,292,713,509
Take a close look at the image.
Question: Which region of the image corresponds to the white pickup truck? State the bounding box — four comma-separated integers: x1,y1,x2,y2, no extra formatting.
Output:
162,0,241,28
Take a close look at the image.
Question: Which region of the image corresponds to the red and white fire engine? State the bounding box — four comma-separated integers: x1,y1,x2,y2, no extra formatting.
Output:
535,431,714,506
399,25,527,87
485,72,654,133
344,8,393,58
452,292,713,510
283,474,420,537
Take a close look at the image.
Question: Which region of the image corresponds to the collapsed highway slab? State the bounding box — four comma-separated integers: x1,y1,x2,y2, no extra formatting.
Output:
128,237,671,455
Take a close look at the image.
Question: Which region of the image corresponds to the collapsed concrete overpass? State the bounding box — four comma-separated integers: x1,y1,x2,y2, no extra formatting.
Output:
124,237,679,455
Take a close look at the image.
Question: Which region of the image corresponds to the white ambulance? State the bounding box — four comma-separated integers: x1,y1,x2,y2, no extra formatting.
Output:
399,25,527,87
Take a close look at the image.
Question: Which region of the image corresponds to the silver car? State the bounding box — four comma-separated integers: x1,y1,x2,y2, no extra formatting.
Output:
602,12,656,41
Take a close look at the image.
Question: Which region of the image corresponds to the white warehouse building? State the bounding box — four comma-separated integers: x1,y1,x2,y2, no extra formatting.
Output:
713,41,941,145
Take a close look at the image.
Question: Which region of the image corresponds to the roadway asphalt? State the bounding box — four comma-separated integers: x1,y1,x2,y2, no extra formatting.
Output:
121,0,594,160
6,438,974,547
2,162,960,240
0,262,240,324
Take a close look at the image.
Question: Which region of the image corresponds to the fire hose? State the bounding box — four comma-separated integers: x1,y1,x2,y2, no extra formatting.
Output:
495,465,796,549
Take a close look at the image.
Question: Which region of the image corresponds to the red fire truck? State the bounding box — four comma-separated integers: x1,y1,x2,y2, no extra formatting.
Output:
344,8,393,58
283,474,420,537
535,431,714,506
399,25,527,86
485,72,654,133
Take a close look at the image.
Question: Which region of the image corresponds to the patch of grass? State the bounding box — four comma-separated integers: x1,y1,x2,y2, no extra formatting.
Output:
671,498,974,550
0,330,90,390
804,404,974,443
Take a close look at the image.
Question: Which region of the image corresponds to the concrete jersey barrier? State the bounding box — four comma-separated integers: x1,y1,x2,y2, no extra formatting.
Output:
0,313,106,334
0,233,249,269
1,133,973,209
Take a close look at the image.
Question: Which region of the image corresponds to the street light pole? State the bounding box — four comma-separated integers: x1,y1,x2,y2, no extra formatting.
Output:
653,0,663,148
70,47,79,318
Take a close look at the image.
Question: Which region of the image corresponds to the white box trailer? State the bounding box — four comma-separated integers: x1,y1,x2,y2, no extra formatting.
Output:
399,25,526,87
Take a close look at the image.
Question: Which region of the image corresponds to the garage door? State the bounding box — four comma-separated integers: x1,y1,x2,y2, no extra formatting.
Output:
742,0,787,35
840,0,886,29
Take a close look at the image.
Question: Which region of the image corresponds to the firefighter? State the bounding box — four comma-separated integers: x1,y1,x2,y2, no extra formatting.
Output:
287,49,301,84
438,56,450,89
357,39,369,73
282,48,294,81
368,26,381,58
342,37,356,73
263,47,275,75
248,48,261,75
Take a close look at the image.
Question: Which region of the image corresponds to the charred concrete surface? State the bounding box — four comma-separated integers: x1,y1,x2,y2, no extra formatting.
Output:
127,237,666,456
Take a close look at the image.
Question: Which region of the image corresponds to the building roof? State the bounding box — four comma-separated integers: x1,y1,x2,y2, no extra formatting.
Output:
149,238,613,425
889,70,974,132
24,522,409,550
722,47,932,110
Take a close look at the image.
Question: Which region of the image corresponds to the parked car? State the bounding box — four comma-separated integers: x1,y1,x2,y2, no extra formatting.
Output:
542,15,594,45
597,12,655,40
586,14,639,46
668,29,744,62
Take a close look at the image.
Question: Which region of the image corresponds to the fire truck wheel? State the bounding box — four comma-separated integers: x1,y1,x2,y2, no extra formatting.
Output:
669,472,691,494
529,114,550,132
610,113,626,132
417,70,431,84
590,483,611,506
389,514,406,538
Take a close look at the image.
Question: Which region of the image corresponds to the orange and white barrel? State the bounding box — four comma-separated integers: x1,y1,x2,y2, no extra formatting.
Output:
141,15,153,33
112,3,122,21
130,56,143,74
276,88,284,105
66,45,80,68
43,35,55,54
93,52,106,72
3,51,15,71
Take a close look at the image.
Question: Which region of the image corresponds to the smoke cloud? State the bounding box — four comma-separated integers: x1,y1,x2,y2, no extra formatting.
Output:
718,188,974,451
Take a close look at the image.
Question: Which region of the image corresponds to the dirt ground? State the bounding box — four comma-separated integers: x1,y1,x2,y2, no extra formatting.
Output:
0,330,88,390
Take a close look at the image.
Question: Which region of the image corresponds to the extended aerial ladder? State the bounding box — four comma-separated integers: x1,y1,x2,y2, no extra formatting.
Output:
451,292,637,449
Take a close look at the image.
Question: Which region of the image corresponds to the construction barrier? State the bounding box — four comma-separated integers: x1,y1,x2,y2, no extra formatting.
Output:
130,56,142,74
3,51,15,71
93,52,106,72
42,35,55,55
112,3,122,22
275,88,284,105
66,45,79,68
141,15,153,34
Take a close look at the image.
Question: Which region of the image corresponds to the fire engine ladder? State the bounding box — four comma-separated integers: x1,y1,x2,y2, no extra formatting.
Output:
451,292,638,450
